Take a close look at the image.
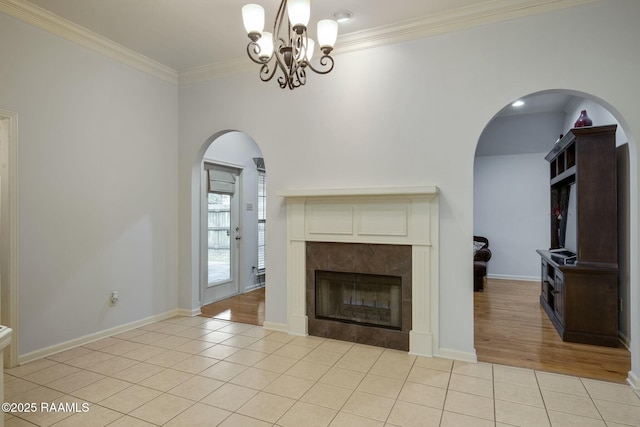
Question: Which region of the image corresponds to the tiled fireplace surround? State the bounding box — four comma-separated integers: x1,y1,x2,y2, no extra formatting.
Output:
279,187,440,357
306,242,413,351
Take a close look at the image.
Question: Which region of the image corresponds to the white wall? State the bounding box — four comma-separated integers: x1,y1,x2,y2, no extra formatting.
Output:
564,99,628,145
474,153,551,280
475,112,565,280
203,132,264,295
0,13,178,356
178,1,640,360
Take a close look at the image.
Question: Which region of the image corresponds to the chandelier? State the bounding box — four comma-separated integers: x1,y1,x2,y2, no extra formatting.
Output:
242,0,339,90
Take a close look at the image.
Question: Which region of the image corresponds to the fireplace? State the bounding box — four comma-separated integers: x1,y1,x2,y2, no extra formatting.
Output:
306,242,412,350
278,186,439,356
315,271,402,329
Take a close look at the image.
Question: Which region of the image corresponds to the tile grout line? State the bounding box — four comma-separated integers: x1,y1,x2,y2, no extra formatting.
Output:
6,317,640,426
535,369,554,427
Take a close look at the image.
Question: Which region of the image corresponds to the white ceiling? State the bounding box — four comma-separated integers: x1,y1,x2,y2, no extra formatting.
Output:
21,0,584,73
496,93,579,117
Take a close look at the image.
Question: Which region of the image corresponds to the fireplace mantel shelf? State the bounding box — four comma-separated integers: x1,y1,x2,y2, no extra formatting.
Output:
277,186,439,198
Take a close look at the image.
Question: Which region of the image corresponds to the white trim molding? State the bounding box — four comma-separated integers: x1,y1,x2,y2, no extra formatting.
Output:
177,307,201,317
335,0,599,57
436,347,478,363
488,274,539,282
177,0,599,85
628,370,640,390
0,0,177,84
279,186,440,357
262,321,290,334
1,0,597,86
18,309,183,365
0,109,18,369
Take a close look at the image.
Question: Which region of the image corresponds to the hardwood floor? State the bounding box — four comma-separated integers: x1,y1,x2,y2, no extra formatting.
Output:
475,278,631,383
200,287,265,326
199,280,630,383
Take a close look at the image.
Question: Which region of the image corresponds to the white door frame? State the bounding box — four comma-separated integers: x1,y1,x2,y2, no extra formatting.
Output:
0,109,19,368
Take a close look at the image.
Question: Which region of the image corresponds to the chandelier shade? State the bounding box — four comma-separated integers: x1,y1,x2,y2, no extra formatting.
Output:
256,32,274,60
241,4,265,39
287,0,310,30
304,38,315,61
242,0,338,90
317,19,338,50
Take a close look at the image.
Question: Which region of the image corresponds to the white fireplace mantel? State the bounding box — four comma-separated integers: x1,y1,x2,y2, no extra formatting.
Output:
278,186,440,356
277,186,439,198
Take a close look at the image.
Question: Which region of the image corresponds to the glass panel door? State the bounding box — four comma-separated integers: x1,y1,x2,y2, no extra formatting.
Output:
201,163,241,306
208,192,231,284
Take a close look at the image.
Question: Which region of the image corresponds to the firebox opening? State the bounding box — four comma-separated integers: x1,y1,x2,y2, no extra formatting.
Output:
315,270,402,330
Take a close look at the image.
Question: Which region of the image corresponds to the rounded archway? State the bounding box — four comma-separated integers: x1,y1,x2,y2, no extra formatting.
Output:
473,89,635,383
188,130,267,319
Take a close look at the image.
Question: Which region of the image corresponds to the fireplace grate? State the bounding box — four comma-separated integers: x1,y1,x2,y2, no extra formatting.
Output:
315,270,402,330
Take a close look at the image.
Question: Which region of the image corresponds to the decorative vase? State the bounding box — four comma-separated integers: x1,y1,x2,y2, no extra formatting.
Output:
574,110,593,127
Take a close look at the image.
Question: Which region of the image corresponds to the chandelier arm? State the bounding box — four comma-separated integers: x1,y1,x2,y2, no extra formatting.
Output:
246,42,266,65
304,54,335,75
273,35,302,89
274,0,287,40
259,61,279,83
273,48,294,89
294,32,305,63
296,66,307,87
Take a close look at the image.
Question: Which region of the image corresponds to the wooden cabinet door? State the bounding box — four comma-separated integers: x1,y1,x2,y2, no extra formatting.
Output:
541,260,550,302
554,271,564,324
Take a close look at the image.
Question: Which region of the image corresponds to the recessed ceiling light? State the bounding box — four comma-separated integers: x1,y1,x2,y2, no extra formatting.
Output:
333,10,353,23
512,100,525,107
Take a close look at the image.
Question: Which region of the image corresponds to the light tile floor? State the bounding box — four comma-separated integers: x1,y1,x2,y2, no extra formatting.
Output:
4,316,640,426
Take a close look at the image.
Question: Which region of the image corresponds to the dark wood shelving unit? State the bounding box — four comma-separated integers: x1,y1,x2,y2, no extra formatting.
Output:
538,125,619,347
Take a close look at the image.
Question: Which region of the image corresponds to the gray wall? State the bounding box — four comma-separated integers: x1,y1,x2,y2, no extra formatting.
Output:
0,12,178,355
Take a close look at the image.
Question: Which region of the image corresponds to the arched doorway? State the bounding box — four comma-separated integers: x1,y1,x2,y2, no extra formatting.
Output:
0,109,18,368
192,131,266,324
473,90,634,383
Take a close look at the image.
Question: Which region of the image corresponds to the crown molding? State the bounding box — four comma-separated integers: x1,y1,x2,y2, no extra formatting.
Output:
0,0,178,84
178,0,599,85
335,0,600,56
179,58,254,87
1,0,598,86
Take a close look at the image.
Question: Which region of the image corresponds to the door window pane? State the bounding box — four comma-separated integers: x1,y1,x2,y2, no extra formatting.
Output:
208,192,231,283
257,171,266,271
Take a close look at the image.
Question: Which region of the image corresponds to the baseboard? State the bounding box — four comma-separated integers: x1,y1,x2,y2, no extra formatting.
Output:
618,331,631,349
18,309,182,365
435,347,478,363
243,284,264,293
262,321,289,333
628,370,640,390
488,274,539,282
177,307,202,317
